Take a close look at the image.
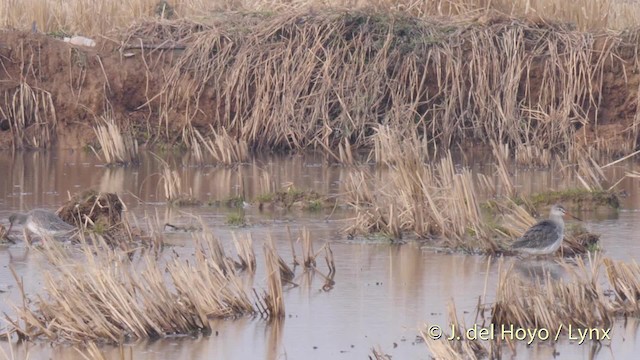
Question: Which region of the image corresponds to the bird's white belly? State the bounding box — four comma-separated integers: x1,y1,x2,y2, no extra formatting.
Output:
519,237,563,255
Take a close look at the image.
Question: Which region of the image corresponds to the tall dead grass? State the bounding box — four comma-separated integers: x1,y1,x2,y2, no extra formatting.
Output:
146,11,628,155
2,82,57,149
93,116,139,166
2,0,639,36
346,144,492,249
187,126,249,165
7,227,290,343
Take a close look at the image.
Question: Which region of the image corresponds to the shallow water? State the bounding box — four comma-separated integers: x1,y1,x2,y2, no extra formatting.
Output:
0,150,640,359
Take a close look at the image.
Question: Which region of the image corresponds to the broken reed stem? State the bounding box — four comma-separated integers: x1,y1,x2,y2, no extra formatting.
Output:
263,237,285,318
232,232,256,272
301,227,316,268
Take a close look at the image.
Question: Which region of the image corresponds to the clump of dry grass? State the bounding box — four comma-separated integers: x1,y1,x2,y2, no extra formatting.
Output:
232,232,256,272
346,148,493,251
490,255,613,333
146,11,626,156
3,81,57,149
153,157,201,206
261,237,285,319
92,115,139,166
187,126,249,165
423,302,492,360
6,225,294,343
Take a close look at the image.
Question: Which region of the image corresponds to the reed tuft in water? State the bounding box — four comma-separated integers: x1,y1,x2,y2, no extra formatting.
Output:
93,116,139,166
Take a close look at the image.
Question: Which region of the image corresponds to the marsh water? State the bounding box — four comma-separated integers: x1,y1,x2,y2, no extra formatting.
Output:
1,151,640,359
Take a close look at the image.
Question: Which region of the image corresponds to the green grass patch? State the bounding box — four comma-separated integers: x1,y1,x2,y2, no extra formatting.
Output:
529,188,620,209
226,212,246,226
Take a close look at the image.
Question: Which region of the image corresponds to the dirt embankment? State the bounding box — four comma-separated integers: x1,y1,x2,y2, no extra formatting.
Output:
0,12,639,152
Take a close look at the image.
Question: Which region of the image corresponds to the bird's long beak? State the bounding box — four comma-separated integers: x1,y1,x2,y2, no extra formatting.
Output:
566,212,582,221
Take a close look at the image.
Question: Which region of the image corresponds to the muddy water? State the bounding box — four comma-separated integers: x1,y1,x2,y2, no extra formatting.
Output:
0,151,640,359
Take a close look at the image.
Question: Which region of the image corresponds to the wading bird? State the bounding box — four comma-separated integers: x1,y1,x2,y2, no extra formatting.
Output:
511,204,581,256
7,209,76,244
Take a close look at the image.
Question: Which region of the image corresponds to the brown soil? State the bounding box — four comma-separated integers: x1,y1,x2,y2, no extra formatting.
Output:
0,14,639,151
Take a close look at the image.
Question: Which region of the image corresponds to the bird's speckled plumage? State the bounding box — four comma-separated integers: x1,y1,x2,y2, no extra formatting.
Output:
511,204,568,255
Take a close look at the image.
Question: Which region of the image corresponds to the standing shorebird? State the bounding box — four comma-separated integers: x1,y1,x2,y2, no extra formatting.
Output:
511,204,581,256
7,209,76,244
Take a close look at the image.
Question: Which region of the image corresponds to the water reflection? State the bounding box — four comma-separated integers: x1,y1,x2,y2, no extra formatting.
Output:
513,258,566,281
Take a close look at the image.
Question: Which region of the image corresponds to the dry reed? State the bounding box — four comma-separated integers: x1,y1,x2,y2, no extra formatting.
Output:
142,11,628,156
7,225,296,343
491,255,613,333
423,302,491,359
346,148,493,250
262,237,285,318
3,0,639,37
232,232,256,272
188,126,249,165
93,115,139,166
3,82,57,149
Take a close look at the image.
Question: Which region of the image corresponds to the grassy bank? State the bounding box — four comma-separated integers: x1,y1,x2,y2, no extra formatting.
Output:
1,10,640,160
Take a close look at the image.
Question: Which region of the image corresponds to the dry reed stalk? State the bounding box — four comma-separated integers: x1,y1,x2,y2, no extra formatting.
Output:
491,255,613,332
74,342,107,360
93,116,139,166
193,226,234,275
423,302,490,360
263,238,285,318
5,82,57,149
324,243,335,277
160,165,182,203
266,234,295,282
286,225,299,267
191,126,249,165
490,140,515,197
515,145,551,167
301,227,316,268
574,151,608,191
603,258,640,315
337,137,355,165
371,125,428,166
232,232,256,272
370,347,392,360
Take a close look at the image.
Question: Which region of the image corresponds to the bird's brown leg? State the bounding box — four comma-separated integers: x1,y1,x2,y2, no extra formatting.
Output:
23,229,32,245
